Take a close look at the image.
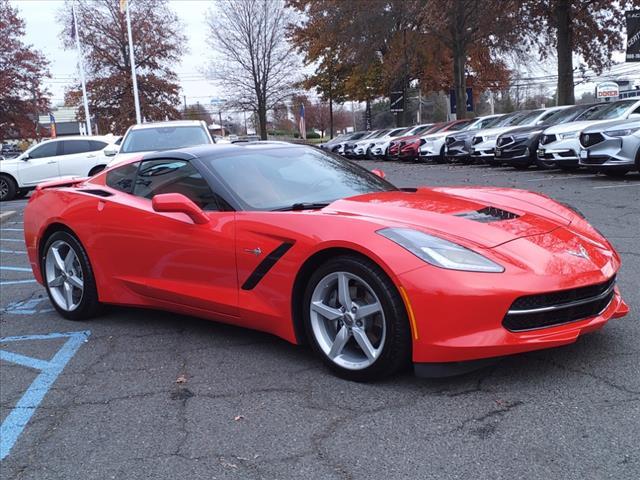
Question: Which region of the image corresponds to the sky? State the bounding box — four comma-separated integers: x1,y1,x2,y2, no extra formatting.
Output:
14,0,222,107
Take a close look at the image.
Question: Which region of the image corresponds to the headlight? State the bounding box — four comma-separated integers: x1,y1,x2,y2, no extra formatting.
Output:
604,127,640,137
558,131,579,140
377,228,504,273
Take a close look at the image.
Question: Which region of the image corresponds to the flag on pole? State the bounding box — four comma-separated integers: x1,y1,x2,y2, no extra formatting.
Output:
120,0,128,14
49,113,57,139
299,104,306,140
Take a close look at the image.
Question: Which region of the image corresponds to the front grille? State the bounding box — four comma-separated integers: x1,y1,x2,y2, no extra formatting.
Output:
503,276,616,332
580,132,605,147
496,136,512,147
455,206,519,223
472,136,482,145
540,134,556,145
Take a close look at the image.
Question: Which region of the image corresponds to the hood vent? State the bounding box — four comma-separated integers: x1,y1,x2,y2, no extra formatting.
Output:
455,206,519,223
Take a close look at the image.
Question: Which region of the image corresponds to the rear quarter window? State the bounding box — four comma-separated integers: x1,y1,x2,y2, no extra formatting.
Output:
106,162,140,193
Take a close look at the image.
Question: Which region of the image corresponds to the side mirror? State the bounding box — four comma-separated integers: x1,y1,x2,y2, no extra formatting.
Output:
22,153,30,161
152,193,210,225
103,148,118,157
371,169,386,179
628,113,640,119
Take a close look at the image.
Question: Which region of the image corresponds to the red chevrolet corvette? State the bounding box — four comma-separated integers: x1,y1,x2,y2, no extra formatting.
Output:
23,143,628,380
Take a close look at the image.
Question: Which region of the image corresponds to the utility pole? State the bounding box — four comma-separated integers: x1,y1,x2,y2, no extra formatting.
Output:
417,87,422,124
72,2,92,136
183,95,187,113
219,111,225,137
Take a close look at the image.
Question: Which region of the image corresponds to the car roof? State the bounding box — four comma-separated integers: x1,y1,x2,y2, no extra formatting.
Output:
139,142,300,162
128,120,206,131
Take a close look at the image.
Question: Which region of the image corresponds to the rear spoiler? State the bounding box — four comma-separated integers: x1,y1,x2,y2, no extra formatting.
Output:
35,177,88,191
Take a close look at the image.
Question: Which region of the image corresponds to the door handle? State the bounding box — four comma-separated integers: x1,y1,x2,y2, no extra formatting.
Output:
87,154,96,158
47,161,56,164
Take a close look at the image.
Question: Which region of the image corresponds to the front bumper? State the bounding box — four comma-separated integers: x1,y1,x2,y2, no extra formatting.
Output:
470,139,496,158
495,137,536,164
400,258,627,365
537,138,581,164
579,137,636,168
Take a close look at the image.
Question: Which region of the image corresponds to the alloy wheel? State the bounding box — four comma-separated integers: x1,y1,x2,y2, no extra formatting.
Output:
45,240,85,311
0,178,8,200
309,271,386,370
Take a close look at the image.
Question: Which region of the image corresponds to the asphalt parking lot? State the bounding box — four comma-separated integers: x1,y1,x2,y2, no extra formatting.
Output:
1,162,639,480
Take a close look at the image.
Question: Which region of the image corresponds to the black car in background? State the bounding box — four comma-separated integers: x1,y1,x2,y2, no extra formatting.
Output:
495,103,609,169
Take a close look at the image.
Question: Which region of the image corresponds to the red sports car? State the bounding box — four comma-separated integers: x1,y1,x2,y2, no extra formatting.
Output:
23,143,629,381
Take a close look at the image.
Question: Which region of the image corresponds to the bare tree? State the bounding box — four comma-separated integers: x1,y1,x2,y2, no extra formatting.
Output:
206,0,299,140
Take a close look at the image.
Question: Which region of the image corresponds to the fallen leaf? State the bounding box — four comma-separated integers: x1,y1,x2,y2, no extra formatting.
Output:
176,374,187,384
234,415,245,421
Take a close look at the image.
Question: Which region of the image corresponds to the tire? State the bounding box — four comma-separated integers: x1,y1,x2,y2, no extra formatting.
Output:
0,174,18,201
603,168,629,178
88,165,106,176
434,146,447,164
536,159,556,169
303,255,411,381
513,163,530,170
41,230,102,320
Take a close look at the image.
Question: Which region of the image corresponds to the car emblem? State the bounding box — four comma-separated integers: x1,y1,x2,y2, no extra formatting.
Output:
566,245,590,260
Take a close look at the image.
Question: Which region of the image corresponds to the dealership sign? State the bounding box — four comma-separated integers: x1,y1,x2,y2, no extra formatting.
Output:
627,10,640,62
596,82,620,100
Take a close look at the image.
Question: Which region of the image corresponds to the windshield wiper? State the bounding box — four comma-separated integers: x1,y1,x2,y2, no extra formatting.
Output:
272,202,331,212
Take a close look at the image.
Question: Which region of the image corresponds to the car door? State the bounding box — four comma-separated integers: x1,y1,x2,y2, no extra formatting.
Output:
18,140,61,186
94,158,239,319
57,139,102,177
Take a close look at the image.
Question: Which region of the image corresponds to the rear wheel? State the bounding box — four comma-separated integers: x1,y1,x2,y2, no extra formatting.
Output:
88,165,106,176
434,146,447,164
15,189,29,199
304,255,411,381
42,231,102,320
0,174,17,201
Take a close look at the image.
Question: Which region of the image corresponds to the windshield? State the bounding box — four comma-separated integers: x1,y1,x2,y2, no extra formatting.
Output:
544,106,589,125
408,125,432,136
448,120,473,132
121,126,211,153
588,100,637,120
206,146,397,211
389,128,411,137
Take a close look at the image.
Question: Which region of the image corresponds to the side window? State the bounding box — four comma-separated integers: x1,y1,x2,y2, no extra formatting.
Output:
29,141,59,159
106,162,140,193
62,140,92,155
133,159,220,210
89,140,108,151
632,106,640,115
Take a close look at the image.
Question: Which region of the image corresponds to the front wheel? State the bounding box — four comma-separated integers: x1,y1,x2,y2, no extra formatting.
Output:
603,168,629,178
42,230,102,320
303,255,411,381
0,174,17,201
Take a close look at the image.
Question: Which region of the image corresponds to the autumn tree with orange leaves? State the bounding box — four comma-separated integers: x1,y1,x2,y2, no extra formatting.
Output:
59,0,185,134
0,0,50,141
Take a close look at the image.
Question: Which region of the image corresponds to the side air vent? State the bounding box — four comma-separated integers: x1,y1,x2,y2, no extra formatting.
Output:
79,189,114,197
454,206,520,223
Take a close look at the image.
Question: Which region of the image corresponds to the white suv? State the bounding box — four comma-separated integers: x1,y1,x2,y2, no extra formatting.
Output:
108,120,214,166
0,135,116,201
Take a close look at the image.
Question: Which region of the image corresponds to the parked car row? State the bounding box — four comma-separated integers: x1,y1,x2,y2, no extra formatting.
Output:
322,98,640,177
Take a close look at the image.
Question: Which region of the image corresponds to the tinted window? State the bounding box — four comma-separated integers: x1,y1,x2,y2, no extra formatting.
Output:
120,126,211,153
29,141,59,159
133,159,219,210
89,140,108,151
204,146,396,211
590,100,636,120
62,140,92,155
106,162,140,193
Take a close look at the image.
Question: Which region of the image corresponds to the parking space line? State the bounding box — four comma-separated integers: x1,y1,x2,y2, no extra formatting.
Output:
0,280,37,285
0,330,91,460
524,175,597,182
593,183,640,189
0,266,31,272
0,250,26,254
0,239,23,243
1,228,23,232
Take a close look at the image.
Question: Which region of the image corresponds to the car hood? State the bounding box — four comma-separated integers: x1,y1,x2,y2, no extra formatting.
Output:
474,126,523,137
582,118,640,133
502,125,547,136
543,120,609,134
324,188,574,249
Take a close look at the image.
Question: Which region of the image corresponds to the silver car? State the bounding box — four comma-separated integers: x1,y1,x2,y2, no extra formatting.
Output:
578,119,640,177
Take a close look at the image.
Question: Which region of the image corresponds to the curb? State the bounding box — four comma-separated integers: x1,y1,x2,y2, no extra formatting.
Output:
0,210,16,224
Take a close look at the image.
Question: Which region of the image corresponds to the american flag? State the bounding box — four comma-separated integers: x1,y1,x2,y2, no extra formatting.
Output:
299,104,306,140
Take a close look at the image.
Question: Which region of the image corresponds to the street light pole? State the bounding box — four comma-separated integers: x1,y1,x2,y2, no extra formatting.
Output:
124,1,142,124
72,2,92,136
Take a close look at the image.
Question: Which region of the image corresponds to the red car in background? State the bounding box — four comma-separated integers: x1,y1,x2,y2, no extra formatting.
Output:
24,143,628,381
389,120,472,162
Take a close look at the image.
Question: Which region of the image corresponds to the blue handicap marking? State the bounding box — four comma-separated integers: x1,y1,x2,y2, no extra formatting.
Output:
3,297,54,315
0,330,91,460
